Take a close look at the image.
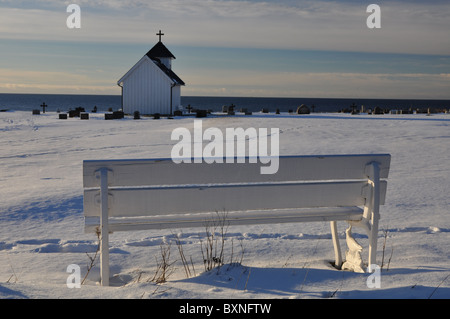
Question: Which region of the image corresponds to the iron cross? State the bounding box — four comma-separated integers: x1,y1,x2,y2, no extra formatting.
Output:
41,102,48,113
156,30,164,42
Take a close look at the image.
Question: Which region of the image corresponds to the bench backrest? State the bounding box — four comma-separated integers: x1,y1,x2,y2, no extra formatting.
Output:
83,154,390,219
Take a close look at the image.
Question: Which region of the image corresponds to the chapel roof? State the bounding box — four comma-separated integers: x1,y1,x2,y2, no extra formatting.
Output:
150,57,185,85
146,41,176,59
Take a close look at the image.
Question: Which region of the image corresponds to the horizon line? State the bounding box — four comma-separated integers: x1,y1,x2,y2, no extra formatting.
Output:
1,92,450,101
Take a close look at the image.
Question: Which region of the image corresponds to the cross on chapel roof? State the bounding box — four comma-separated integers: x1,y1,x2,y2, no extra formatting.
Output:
156,30,164,42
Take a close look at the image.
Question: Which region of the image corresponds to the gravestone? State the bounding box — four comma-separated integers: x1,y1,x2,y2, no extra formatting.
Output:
297,104,310,114
32,109,40,115
80,113,89,120
68,110,77,118
69,107,85,118
196,110,207,118
59,113,68,119
373,107,383,115
113,111,124,119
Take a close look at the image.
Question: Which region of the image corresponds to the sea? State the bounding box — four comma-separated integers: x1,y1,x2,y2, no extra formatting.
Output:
1,93,449,114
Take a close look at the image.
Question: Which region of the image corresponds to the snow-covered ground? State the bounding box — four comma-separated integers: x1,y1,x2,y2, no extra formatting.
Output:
0,111,449,299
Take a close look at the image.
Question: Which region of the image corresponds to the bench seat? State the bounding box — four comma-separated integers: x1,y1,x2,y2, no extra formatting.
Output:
85,206,364,233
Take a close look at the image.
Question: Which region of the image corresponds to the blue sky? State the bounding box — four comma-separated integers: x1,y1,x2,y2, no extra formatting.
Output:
0,0,449,98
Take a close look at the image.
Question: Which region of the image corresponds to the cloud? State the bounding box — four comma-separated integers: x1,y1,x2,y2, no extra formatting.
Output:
1,0,449,54
0,68,118,94
183,69,450,99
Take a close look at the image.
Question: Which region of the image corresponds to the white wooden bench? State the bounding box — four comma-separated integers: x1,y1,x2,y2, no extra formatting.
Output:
83,154,390,286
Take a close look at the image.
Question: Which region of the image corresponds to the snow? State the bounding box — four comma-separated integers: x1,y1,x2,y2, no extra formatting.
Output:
0,110,449,299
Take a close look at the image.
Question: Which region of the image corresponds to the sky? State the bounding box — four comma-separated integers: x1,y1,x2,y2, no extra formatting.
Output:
0,0,449,99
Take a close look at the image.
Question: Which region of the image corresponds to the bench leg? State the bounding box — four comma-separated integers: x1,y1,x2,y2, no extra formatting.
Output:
368,211,379,273
99,168,110,286
330,221,342,268
100,228,109,286
367,161,381,273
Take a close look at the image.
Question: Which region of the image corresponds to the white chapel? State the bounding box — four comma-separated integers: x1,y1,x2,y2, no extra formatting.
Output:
117,31,185,115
